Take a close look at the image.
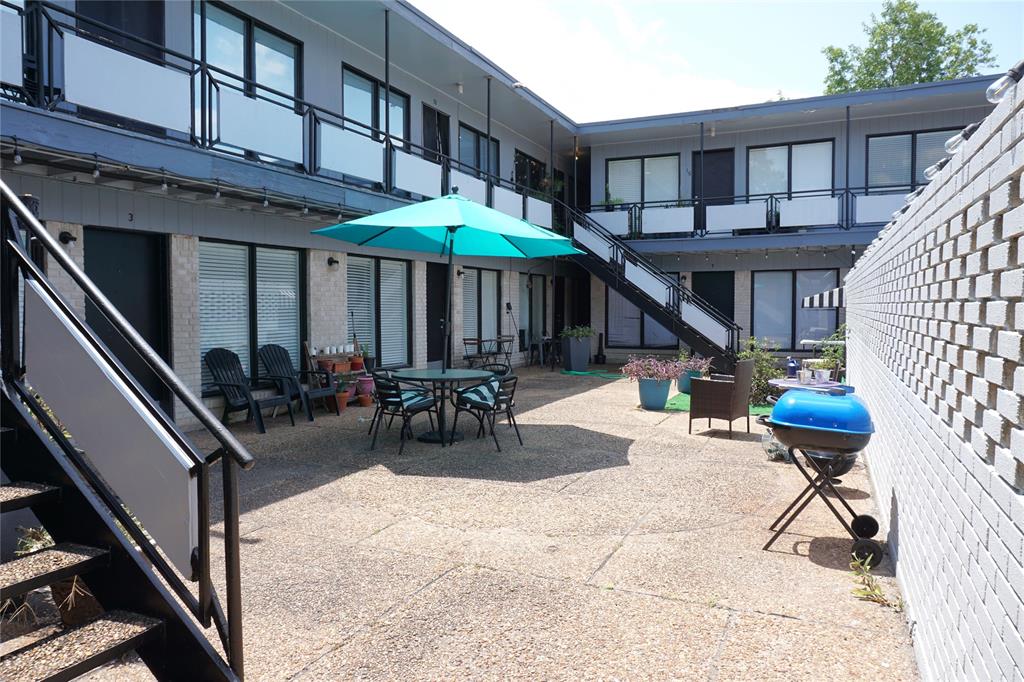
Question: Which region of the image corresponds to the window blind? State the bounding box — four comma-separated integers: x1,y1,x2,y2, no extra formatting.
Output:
255,247,300,371
752,271,793,349
795,270,837,343
199,241,250,386
347,256,376,357
643,156,679,202
867,135,911,190
378,259,409,366
530,275,544,340
607,288,641,347
607,159,642,203
480,270,499,339
791,141,832,193
914,130,955,185
748,146,788,196
462,269,479,338
518,273,530,348
643,314,677,347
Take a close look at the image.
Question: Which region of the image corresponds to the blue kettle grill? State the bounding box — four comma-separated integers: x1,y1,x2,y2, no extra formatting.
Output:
758,388,883,565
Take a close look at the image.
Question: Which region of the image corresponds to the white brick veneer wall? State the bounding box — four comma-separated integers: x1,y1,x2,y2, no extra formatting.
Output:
845,78,1024,681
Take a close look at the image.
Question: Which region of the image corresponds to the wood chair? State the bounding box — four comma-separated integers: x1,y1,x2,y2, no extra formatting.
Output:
204,347,295,434
258,344,339,421
689,359,755,439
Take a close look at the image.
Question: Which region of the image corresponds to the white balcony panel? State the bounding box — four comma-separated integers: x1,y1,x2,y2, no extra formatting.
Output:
586,210,629,236
642,206,693,234
393,150,442,198
24,282,197,576
64,35,191,132
319,123,384,183
526,197,552,229
493,186,523,219
450,169,486,204
625,260,668,306
855,193,904,224
682,298,730,350
705,201,767,232
1,10,22,86
218,88,303,163
779,196,840,227
574,223,611,261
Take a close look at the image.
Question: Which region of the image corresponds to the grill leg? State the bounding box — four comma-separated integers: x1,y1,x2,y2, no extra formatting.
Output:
790,451,856,538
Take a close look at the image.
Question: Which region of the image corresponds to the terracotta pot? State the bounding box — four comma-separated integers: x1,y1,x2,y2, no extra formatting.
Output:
350,356,364,371
357,394,373,407
333,360,351,373
329,390,350,412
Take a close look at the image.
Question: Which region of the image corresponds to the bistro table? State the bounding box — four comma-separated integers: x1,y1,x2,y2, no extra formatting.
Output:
391,368,495,445
768,377,854,394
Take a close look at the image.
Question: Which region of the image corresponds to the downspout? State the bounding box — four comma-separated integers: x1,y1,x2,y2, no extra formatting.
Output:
844,105,851,230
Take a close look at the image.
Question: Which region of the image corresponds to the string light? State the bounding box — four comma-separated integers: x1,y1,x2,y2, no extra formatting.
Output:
904,187,923,202
302,197,309,215
944,122,980,154
986,58,1024,104
923,157,950,180
214,180,221,199
92,154,100,178
262,189,269,208
160,171,168,192
13,138,21,165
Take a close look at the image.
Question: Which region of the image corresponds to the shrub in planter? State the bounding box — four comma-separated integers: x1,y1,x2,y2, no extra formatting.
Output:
622,355,685,410
559,325,595,372
738,336,783,405
676,350,713,393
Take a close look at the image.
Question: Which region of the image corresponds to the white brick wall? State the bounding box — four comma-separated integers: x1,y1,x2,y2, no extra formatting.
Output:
412,260,427,367
307,250,346,350
169,234,201,429
43,222,85,317
845,79,1024,681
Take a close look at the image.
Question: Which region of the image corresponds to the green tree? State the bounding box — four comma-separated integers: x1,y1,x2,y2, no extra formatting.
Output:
822,0,996,94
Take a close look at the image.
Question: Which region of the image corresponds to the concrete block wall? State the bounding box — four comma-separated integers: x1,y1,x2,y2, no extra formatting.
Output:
845,78,1024,681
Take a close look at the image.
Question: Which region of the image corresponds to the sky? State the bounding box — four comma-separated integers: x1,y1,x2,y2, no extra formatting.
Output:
412,0,1024,122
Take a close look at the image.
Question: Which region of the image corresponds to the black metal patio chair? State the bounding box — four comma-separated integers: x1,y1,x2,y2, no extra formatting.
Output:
366,369,432,435
450,374,522,451
258,344,339,422
478,362,512,377
204,347,295,434
369,374,439,455
462,337,484,367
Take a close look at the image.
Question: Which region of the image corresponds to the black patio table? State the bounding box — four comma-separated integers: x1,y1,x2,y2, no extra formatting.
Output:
391,368,495,445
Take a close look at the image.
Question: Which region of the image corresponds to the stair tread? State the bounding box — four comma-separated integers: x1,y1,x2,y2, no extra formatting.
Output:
0,610,161,681
0,543,106,597
0,482,58,512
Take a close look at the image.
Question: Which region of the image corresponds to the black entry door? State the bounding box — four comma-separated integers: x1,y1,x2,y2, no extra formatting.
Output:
690,270,735,322
692,149,734,230
422,105,450,164
84,228,171,414
553,276,566,334
426,262,448,363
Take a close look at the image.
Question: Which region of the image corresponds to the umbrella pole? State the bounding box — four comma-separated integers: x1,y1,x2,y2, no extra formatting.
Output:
443,230,454,373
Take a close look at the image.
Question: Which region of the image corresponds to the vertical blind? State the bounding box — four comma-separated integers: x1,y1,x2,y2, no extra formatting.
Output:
867,134,912,190
480,270,499,339
462,268,479,338
752,271,792,349
255,247,300,368
530,275,544,340
518,273,530,347
378,259,409,366
607,288,641,347
199,241,250,385
347,256,376,356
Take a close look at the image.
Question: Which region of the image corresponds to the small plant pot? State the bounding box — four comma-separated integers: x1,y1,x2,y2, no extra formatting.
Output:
329,390,350,413
562,337,591,372
676,370,703,394
356,375,375,395
356,394,373,407
332,360,351,373
363,356,377,371
638,378,672,410
350,356,364,371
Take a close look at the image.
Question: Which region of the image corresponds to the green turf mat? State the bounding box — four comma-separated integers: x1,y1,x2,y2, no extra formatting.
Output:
560,369,626,379
664,392,773,415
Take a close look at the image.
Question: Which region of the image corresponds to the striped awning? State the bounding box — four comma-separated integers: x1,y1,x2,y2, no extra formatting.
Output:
802,286,844,309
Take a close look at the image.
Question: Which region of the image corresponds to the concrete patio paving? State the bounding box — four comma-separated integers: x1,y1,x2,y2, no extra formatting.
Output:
96,367,917,680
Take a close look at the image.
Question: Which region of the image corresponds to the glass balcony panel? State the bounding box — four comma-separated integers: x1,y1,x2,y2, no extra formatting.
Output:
641,206,694,234
586,210,629,236
526,196,552,229
319,122,384,182
217,87,303,163
1,8,23,86
855,193,905,224
393,149,441,197
778,196,839,227
705,201,767,232
493,186,523,219
449,169,487,204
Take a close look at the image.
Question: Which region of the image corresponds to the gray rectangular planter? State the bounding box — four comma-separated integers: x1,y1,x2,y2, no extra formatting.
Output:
562,337,591,372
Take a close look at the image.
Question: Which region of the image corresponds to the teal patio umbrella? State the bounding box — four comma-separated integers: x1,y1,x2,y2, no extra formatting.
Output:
313,192,582,370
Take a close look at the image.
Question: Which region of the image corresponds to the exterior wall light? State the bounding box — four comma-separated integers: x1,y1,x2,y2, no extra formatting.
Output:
327,257,339,267
944,122,980,154
986,59,1024,103
59,231,78,245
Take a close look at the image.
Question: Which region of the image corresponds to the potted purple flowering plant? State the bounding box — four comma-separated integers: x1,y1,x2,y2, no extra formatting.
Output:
676,351,714,393
622,355,686,410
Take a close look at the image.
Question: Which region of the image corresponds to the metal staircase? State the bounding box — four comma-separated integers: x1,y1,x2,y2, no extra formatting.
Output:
1,182,254,681
558,201,742,366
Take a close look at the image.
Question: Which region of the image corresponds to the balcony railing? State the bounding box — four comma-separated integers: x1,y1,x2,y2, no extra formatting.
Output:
0,1,560,229
587,184,909,240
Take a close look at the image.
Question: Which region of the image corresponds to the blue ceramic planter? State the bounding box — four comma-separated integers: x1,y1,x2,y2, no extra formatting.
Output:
676,370,703,394
638,378,672,410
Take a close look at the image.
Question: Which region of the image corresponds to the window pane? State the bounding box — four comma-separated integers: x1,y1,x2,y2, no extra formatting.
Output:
458,125,477,170
643,314,676,347
867,135,911,190
644,156,679,203
795,270,837,344
607,288,641,346
488,139,499,177
748,146,788,196
347,256,376,357
753,271,792,349
462,268,479,338
607,158,642,203
255,27,297,105
379,260,409,366
915,130,955,185
199,242,249,385
256,248,300,372
791,141,832,193
203,5,245,83
343,70,374,133
378,90,407,145
480,270,499,339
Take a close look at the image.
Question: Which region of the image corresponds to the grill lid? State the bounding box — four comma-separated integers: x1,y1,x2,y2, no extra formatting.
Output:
770,389,874,435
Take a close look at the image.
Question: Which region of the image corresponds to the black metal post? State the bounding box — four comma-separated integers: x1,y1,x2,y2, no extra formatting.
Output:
379,9,391,194
443,227,455,372
222,457,244,679
699,121,705,235
485,76,492,205
844,105,851,229
200,1,207,147
572,135,578,210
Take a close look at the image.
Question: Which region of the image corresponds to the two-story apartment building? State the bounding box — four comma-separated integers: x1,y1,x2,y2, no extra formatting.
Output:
0,0,995,422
